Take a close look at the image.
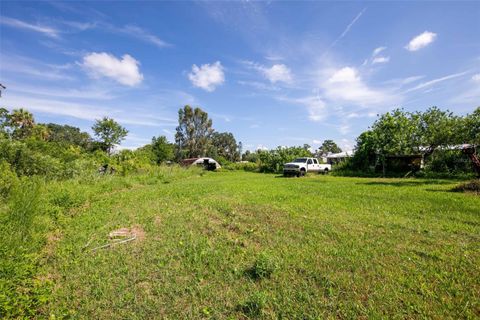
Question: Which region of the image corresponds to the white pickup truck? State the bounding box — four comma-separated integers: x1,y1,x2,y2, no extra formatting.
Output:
283,157,331,177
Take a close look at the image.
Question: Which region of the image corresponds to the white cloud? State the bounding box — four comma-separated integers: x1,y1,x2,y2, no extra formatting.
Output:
372,56,390,64
244,62,292,84
472,74,480,82
278,95,327,121
312,139,322,144
82,52,144,86
322,67,393,106
372,46,386,56
260,64,292,83
256,144,269,151
188,61,225,92
0,16,60,38
405,31,437,51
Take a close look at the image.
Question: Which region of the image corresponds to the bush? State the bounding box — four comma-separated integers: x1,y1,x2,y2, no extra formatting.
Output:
257,146,312,173
0,160,19,199
7,177,43,241
223,162,259,172
424,150,472,175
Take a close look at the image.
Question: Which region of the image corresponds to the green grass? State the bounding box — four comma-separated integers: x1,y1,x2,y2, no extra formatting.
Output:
2,170,480,319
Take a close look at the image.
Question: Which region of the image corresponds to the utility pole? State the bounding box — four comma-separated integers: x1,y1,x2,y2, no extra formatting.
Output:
0,83,5,97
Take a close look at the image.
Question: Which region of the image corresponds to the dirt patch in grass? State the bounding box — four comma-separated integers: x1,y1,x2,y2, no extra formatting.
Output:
131,225,146,242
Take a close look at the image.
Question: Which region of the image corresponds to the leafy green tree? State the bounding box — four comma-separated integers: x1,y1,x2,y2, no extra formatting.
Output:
150,136,174,164
210,132,239,162
257,146,312,173
30,124,50,141
370,109,418,176
238,141,243,161
175,105,213,159
416,107,458,156
0,108,9,138
46,123,92,149
92,117,128,154
9,108,35,139
351,131,376,170
317,140,342,156
462,107,480,146
461,107,480,177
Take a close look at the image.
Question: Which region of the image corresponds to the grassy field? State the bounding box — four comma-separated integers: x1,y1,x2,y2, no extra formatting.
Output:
2,170,480,319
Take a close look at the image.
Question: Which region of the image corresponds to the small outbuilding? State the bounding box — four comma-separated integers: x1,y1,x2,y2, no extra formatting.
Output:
181,157,221,170
326,151,354,165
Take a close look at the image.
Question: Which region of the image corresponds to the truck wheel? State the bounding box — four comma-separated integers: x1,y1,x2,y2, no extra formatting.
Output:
324,168,329,175
298,169,306,177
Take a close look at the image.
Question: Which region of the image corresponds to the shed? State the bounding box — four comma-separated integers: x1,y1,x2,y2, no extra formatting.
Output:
326,151,354,165
181,157,221,170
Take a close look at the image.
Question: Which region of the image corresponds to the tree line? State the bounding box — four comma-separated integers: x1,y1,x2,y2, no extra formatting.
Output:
348,106,480,176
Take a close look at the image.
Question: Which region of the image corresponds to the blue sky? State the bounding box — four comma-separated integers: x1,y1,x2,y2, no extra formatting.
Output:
1,1,479,151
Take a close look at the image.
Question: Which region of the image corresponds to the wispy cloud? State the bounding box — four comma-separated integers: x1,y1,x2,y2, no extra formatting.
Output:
372,56,390,64
116,25,171,48
277,94,327,122
0,54,74,80
323,8,366,54
2,94,173,127
0,16,60,38
404,71,469,93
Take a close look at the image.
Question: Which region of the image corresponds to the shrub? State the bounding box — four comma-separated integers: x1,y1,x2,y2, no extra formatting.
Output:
7,177,42,241
0,160,19,199
223,162,259,172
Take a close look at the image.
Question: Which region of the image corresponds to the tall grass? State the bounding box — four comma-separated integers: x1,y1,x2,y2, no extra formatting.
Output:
7,178,42,241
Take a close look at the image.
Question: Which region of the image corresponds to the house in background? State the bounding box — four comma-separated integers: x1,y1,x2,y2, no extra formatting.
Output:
325,151,354,165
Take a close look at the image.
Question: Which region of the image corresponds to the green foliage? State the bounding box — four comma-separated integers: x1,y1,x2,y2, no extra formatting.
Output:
348,107,479,176
46,123,92,149
223,161,259,172
0,160,19,198
8,108,36,140
424,149,471,175
150,135,174,164
7,177,42,241
209,131,240,162
349,130,376,171
462,106,480,145
92,117,128,154
257,146,312,173
0,138,100,179
317,139,342,156
175,105,213,159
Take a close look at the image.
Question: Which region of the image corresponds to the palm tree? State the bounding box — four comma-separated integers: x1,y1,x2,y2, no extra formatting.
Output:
9,108,35,139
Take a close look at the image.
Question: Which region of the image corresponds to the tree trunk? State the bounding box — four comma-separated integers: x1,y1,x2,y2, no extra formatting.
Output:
463,145,480,178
